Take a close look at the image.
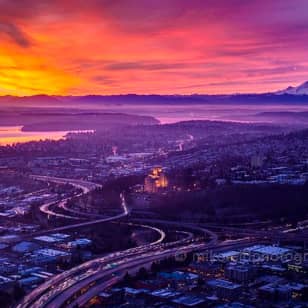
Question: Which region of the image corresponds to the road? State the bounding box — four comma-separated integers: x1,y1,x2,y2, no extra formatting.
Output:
66,237,260,308
31,175,130,229
17,221,205,308
19,177,296,308
31,175,101,194
130,218,219,244
20,236,259,308
198,223,308,242
23,193,129,238
16,212,221,308
31,175,102,220
19,196,276,308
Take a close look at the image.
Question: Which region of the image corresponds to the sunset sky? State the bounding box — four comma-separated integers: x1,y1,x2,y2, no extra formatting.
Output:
0,0,308,96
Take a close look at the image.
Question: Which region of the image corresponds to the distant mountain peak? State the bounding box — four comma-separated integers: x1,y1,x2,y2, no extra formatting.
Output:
298,81,308,89
276,81,308,95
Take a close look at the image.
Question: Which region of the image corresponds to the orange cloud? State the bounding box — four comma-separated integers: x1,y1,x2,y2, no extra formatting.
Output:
0,0,307,95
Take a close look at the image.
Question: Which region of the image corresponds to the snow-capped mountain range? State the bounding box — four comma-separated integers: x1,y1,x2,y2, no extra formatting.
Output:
276,81,308,95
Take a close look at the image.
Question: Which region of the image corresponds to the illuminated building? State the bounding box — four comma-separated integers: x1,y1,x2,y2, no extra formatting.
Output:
144,167,169,193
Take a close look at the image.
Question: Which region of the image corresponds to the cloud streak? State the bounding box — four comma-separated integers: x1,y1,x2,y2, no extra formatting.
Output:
0,22,31,47
0,0,307,95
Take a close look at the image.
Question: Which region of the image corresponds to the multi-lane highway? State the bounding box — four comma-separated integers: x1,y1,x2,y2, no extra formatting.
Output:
31,175,131,233
31,175,101,194
66,236,263,308
33,193,129,234
19,176,303,308
17,232,260,308
16,183,255,308
17,219,212,308
17,232,217,308
17,176,279,308
31,175,102,220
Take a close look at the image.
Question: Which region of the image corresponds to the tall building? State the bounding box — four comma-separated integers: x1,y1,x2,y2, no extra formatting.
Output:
225,264,255,283
144,167,169,193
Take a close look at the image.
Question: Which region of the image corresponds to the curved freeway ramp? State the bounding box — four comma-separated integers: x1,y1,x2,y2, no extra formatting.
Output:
31,175,102,220
31,175,129,229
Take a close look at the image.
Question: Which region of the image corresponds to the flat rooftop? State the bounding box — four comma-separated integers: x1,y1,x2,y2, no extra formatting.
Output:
215,250,241,259
207,279,241,290
34,248,70,257
245,245,291,256
172,295,206,307
151,288,181,299
34,235,63,243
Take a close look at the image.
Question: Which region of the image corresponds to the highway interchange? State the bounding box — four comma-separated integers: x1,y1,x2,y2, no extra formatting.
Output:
16,175,308,308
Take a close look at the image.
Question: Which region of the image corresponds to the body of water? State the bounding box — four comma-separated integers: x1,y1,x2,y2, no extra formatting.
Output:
1,103,308,145
77,103,308,124
0,126,73,146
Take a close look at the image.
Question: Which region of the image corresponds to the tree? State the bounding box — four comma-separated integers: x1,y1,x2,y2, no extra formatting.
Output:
136,267,148,280
151,262,159,273
13,283,25,300
123,272,132,284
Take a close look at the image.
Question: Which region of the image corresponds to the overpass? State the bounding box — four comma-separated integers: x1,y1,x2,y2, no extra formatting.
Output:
17,221,217,308
17,235,262,308
199,223,308,242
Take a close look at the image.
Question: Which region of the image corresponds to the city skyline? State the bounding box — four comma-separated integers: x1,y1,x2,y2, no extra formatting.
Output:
1,0,308,96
